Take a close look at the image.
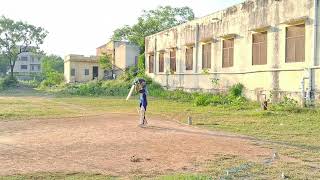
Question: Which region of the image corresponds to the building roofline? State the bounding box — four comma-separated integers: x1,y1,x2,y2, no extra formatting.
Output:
145,0,247,39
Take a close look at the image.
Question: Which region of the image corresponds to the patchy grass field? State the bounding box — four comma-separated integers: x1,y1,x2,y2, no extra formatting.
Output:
0,89,320,179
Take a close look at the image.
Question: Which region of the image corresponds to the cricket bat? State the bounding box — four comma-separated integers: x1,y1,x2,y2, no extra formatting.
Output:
126,85,135,101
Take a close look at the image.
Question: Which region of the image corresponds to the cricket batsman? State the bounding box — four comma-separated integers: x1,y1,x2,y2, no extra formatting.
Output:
127,78,148,127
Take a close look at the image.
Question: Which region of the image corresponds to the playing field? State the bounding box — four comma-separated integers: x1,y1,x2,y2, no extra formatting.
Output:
0,90,320,179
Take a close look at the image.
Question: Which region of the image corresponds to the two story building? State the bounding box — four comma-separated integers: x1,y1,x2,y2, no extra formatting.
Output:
145,0,320,103
12,50,42,80
64,40,140,83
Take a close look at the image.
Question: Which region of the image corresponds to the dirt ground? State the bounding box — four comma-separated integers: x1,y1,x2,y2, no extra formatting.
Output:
0,113,272,177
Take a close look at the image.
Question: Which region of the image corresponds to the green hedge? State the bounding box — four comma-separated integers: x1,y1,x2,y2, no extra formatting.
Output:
59,79,247,107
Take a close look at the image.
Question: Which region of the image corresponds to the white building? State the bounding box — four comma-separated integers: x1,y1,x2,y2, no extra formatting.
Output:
12,51,42,80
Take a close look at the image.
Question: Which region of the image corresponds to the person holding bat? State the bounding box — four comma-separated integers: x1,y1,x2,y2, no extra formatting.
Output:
126,78,148,127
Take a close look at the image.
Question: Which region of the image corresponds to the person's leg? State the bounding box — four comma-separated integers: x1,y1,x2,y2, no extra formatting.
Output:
139,106,146,126
143,108,147,125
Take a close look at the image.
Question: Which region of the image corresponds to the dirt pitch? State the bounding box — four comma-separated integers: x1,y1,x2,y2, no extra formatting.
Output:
0,113,272,177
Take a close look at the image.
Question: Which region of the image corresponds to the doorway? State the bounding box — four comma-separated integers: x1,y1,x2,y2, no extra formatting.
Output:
93,66,98,80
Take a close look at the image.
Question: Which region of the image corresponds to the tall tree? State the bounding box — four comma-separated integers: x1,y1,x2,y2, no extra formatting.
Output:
0,54,9,76
112,6,195,52
41,54,64,74
0,16,48,78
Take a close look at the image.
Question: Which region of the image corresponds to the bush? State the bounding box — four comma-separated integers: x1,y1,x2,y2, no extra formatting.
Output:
228,83,244,97
56,78,248,108
19,80,41,88
61,80,132,96
270,96,301,112
0,76,18,90
39,71,64,88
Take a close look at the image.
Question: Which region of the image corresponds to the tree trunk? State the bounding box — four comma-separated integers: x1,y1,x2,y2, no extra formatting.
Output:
10,65,14,78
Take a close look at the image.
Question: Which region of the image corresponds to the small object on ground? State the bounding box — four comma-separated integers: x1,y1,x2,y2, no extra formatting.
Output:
272,151,280,160
130,155,142,163
281,172,289,179
145,158,151,161
188,116,192,125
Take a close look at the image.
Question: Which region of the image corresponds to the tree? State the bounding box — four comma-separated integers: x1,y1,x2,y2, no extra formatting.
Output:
0,16,48,78
41,55,64,74
112,6,195,52
112,6,194,76
0,54,9,76
99,53,113,71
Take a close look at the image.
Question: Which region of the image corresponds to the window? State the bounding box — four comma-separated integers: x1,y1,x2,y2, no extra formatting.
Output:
202,44,211,69
159,52,164,73
252,32,267,65
185,47,193,70
170,49,176,72
286,24,305,62
21,56,28,61
148,54,154,73
21,65,28,70
71,68,75,76
84,69,89,76
222,39,234,68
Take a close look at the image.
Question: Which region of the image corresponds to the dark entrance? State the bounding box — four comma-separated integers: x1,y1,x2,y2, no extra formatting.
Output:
93,66,98,80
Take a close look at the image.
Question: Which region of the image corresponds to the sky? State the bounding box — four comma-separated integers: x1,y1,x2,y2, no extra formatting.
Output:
0,0,244,57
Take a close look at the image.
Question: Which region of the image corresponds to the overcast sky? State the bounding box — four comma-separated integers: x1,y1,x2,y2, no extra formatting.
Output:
0,0,244,57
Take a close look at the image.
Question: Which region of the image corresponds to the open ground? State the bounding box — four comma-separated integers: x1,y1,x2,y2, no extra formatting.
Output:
0,89,320,179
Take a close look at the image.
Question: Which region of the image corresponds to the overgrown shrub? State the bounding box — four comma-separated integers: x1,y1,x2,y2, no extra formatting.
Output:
57,78,247,108
61,80,131,96
0,76,18,90
228,83,244,97
19,80,41,88
270,96,301,112
39,71,64,88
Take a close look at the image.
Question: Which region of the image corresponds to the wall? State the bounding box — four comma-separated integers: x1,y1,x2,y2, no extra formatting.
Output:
146,0,320,102
13,52,42,73
125,44,140,68
64,55,104,83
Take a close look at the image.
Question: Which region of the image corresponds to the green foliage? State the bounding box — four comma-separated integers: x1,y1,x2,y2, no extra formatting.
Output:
117,67,137,82
270,96,301,112
112,6,195,51
0,16,48,78
0,54,9,75
0,76,18,90
39,71,64,88
61,80,131,96
19,79,41,88
41,55,64,74
137,53,145,76
58,78,247,109
40,55,64,88
228,83,244,97
98,53,112,71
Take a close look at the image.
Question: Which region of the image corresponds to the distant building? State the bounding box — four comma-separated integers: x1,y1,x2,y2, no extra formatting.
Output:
64,40,140,83
145,0,320,103
64,55,104,83
12,49,42,80
96,40,140,71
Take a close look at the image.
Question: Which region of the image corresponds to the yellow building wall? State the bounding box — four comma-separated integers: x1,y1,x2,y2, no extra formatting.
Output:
64,55,104,83
146,0,320,102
